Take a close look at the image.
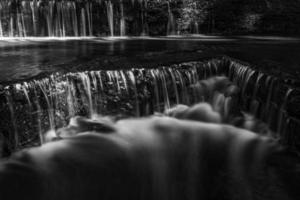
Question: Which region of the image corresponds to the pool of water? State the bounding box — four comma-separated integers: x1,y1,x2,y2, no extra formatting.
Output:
0,36,300,84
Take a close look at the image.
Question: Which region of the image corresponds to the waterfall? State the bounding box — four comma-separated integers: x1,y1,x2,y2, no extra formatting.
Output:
0,57,299,152
47,1,54,37
0,105,286,199
71,2,79,37
80,8,87,37
86,3,93,36
127,71,140,116
0,3,3,37
78,72,94,118
120,0,126,37
0,59,222,149
167,1,176,36
194,22,199,34
106,0,114,37
227,59,300,143
0,0,205,37
5,91,18,149
30,0,37,36
250,72,264,116
0,0,94,37
0,16,3,37
277,88,294,138
140,0,148,36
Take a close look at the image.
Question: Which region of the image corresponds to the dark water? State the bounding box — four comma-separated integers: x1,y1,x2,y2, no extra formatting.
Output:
0,36,300,84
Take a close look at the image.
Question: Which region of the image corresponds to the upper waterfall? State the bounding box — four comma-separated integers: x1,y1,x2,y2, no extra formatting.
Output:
0,0,184,37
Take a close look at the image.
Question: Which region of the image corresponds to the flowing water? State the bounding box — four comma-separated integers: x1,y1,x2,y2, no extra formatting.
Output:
106,0,114,37
0,1,299,199
0,0,183,37
0,0,95,37
0,57,299,153
0,65,298,199
167,1,176,36
0,2,299,200
120,0,126,37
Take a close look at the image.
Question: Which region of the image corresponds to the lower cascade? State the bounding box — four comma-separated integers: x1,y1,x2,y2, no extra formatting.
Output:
0,114,291,200
0,57,300,154
0,57,299,200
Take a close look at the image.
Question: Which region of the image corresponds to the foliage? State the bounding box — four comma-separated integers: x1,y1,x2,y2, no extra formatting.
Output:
176,0,209,33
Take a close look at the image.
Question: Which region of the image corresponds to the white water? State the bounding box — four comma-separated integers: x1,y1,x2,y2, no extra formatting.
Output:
106,0,114,37
167,1,176,36
1,58,297,151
